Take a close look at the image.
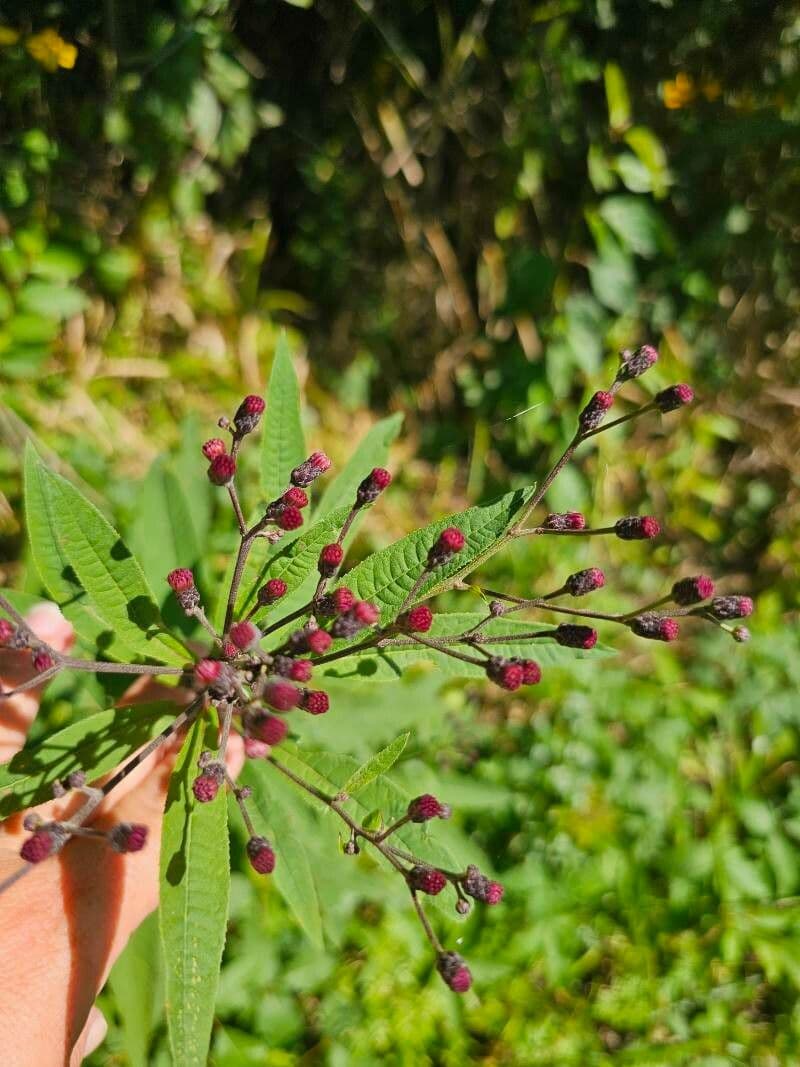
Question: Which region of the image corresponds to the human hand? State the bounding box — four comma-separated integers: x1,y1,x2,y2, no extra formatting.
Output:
0,603,242,1066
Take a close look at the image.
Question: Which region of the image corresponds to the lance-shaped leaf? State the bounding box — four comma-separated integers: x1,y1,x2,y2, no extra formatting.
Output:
321,612,614,683
0,703,177,817
241,761,324,949
335,486,536,624
342,732,410,796
261,334,306,504
107,913,164,1067
313,412,403,520
24,443,143,663
160,716,230,1067
25,446,187,666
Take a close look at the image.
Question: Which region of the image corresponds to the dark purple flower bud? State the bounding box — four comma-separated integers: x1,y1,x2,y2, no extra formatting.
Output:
407,794,450,823
290,451,332,488
247,836,276,874
427,527,466,569
630,613,679,642
565,568,605,597
709,595,754,620
234,395,265,435
109,823,149,853
437,952,472,993
655,383,694,412
671,575,715,605
543,512,586,531
615,515,661,540
578,391,614,432
407,866,447,895
616,344,659,382
554,624,598,649
356,467,392,506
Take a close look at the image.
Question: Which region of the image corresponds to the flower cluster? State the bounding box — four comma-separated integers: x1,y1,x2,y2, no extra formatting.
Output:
0,343,753,993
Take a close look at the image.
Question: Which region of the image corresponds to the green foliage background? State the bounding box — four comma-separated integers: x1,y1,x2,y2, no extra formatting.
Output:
1,2,798,1064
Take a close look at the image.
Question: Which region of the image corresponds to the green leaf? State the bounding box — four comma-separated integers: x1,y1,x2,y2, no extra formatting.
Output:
160,716,230,1067
24,444,143,662
321,612,613,683
339,486,536,624
313,413,403,520
604,62,631,132
25,445,187,665
598,196,671,259
107,912,164,1067
0,704,177,817
261,334,306,504
242,762,324,949
342,732,410,795
129,457,202,594
17,279,89,319
624,126,671,199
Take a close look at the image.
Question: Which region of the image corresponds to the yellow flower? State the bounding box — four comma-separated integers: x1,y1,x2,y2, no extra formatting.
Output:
0,25,20,45
26,28,77,72
663,71,695,110
702,79,722,102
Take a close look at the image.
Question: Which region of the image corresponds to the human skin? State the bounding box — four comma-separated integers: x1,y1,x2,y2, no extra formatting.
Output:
0,603,242,1066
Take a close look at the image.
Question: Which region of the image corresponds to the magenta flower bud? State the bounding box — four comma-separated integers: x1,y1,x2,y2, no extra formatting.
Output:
518,658,542,685
630,613,679,642
192,773,221,803
463,864,504,905
256,714,289,745
247,836,276,874
615,515,661,540
427,526,465,568
437,951,472,993
356,467,392,506
709,595,754,620
408,866,448,895
300,689,330,715
407,794,450,823
229,620,259,651
263,681,300,711
578,390,614,432
486,657,524,691
20,829,61,864
732,626,751,643
32,650,54,673
167,568,200,611
318,542,344,576
282,487,309,509
307,629,333,655
672,575,715,605
195,659,222,686
257,578,288,605
167,568,195,592
565,568,605,597
290,451,332,487
353,601,379,625
202,438,227,460
317,588,352,616
234,394,266,435
110,823,148,853
288,659,313,682
208,453,236,486
398,605,434,633
0,619,16,646
616,344,659,381
655,383,694,412
554,624,598,649
543,511,586,531
277,506,304,531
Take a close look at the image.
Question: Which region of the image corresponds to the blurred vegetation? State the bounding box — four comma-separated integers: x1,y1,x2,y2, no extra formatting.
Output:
1,2,799,1064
